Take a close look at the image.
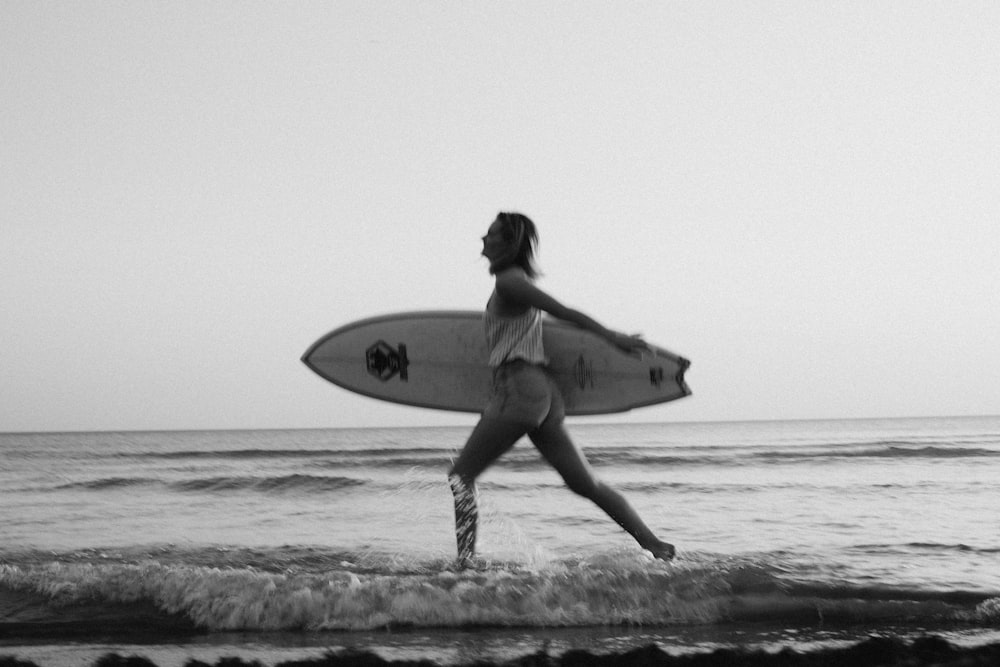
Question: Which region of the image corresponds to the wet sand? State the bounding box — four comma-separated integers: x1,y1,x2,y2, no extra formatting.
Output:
5,636,1000,666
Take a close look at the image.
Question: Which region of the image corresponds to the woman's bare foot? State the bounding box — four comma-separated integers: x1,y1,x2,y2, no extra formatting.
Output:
647,540,675,561
453,555,475,570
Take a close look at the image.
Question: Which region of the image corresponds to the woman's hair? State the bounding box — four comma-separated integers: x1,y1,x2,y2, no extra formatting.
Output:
494,211,540,278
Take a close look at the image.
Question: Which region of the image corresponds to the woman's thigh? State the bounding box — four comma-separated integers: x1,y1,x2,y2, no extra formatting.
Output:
528,411,598,496
449,417,527,481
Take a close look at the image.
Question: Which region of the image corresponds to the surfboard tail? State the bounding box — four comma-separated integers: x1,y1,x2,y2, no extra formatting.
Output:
676,356,692,398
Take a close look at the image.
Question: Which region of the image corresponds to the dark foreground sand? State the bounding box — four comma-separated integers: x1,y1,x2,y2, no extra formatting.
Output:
4,636,1000,667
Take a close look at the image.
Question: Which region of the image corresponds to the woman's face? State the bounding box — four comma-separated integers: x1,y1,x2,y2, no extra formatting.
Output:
481,219,511,264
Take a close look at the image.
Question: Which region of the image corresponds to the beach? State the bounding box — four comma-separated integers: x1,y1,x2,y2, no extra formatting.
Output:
3,418,999,666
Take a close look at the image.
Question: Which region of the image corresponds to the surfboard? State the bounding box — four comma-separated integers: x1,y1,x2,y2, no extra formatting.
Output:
302,311,690,416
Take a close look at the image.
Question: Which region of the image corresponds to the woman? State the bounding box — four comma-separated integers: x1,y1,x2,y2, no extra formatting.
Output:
447,212,675,564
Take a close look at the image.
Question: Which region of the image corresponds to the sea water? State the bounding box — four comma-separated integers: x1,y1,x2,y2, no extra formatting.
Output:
2,417,999,665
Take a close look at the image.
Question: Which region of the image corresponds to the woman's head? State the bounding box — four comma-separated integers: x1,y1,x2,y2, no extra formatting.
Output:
482,212,539,278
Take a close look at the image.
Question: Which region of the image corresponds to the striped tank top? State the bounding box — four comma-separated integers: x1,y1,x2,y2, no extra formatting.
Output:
483,305,546,368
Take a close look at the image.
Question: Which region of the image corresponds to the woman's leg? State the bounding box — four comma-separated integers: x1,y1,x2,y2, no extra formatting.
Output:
528,418,675,560
448,417,527,562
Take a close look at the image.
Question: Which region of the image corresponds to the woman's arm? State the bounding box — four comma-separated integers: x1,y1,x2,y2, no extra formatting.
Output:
496,270,648,354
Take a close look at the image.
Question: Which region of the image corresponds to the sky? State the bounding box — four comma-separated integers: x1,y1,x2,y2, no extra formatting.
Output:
2,1,998,432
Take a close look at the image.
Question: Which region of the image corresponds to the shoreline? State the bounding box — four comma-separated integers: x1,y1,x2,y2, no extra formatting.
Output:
5,635,1000,666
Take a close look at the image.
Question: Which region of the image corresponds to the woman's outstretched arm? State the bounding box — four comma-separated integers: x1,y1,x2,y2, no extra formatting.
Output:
495,269,648,354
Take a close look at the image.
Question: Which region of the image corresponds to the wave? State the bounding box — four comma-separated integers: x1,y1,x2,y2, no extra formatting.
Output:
173,474,366,494
98,442,1000,472
568,443,1000,468
127,447,447,461
44,466,998,497
849,542,1000,555
738,445,1000,465
1,550,996,636
55,475,367,494
55,477,162,490
829,445,1000,459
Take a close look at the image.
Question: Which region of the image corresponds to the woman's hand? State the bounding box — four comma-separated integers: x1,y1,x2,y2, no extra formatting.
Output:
608,331,650,356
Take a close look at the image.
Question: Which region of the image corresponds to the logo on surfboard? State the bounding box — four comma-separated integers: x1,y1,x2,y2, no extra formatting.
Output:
366,341,409,382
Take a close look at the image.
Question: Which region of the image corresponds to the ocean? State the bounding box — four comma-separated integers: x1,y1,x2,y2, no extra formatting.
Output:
2,416,999,666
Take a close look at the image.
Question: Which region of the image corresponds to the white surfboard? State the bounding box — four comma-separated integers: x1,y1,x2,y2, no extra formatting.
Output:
302,311,690,416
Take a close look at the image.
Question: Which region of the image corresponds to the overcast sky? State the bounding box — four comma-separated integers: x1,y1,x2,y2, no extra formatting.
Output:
3,2,998,432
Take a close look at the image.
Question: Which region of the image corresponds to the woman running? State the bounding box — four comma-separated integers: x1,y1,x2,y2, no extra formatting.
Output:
448,212,675,564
